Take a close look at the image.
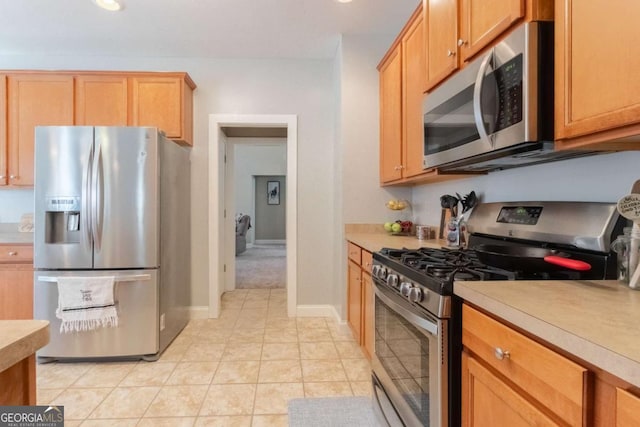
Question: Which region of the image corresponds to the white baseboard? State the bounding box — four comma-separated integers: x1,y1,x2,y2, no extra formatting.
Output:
296,304,343,323
187,306,210,320
255,239,286,245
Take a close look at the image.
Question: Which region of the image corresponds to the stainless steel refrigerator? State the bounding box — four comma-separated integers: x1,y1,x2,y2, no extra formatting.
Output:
33,126,190,361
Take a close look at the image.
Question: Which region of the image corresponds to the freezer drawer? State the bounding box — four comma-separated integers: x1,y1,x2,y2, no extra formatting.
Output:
34,269,159,359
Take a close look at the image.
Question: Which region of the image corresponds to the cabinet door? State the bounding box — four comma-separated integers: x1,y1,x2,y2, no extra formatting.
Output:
361,272,373,359
402,13,426,178
0,75,6,186
424,0,459,91
459,0,525,61
131,77,184,139
379,46,403,184
462,352,561,427
347,260,362,342
555,1,640,144
7,74,74,187
75,75,128,126
617,388,640,427
0,264,34,320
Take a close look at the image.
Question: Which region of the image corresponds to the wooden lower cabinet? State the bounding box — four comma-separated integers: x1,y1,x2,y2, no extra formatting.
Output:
616,388,640,427
462,351,560,426
0,244,34,320
346,242,374,359
0,355,36,405
347,260,362,340
462,303,587,426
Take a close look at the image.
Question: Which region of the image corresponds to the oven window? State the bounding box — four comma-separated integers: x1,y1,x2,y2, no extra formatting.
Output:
375,293,433,423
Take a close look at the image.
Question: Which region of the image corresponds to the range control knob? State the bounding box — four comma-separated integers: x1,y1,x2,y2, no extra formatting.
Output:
378,267,388,280
372,265,380,277
408,287,423,303
387,274,399,288
399,282,413,297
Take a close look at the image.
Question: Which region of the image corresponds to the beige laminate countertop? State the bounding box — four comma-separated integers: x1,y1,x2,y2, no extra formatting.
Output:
455,280,640,388
345,232,448,253
0,320,49,372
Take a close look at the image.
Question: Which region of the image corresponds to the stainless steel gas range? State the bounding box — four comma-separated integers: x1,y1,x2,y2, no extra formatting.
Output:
370,201,625,427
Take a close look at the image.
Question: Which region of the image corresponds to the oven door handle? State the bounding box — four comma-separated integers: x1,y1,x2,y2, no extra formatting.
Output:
473,48,495,148
374,284,439,337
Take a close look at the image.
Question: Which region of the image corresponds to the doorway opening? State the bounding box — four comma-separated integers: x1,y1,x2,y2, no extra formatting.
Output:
208,114,297,318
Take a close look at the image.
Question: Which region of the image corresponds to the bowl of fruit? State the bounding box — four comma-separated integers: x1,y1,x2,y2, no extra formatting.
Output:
384,220,413,236
385,199,410,210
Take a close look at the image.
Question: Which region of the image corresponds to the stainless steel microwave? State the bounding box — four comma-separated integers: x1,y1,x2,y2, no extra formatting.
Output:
422,22,592,172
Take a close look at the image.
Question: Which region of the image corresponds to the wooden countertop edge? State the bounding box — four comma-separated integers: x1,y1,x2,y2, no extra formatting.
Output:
455,283,640,388
0,321,50,372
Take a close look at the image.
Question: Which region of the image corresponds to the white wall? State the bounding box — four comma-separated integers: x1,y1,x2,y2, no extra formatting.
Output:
233,140,287,244
411,151,640,226
335,34,412,317
340,35,412,225
0,190,33,223
1,54,335,307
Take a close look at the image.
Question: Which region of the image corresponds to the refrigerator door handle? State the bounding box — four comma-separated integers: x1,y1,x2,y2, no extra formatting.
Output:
91,140,104,251
83,142,94,248
37,274,152,283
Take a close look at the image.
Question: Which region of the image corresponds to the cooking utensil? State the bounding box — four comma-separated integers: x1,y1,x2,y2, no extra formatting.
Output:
457,191,478,214
474,244,592,272
440,194,459,218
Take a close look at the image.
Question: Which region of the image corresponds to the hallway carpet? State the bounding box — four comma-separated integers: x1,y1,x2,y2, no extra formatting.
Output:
236,244,286,289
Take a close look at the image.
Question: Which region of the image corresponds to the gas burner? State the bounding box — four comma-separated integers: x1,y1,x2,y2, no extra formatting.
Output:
452,271,476,281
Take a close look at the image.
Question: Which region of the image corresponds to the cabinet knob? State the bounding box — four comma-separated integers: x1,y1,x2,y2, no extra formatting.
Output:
494,347,510,361
447,49,456,57
9,175,17,179
457,39,467,47
0,175,4,179
8,251,18,256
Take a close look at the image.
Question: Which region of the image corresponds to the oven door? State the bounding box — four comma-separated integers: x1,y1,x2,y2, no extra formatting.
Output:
372,281,448,427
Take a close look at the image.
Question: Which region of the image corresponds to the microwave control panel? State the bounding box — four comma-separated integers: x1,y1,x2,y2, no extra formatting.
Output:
493,54,523,132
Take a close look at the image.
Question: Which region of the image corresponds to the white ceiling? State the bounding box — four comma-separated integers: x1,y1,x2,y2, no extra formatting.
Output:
0,0,419,59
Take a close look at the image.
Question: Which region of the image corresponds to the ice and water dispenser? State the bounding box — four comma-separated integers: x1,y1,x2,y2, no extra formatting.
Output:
45,197,81,243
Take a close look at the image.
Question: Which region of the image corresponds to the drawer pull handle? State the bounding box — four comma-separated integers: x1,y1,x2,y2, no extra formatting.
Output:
494,347,510,361
8,251,18,256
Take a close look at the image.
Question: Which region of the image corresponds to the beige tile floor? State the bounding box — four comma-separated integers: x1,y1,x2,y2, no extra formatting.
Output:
37,289,372,427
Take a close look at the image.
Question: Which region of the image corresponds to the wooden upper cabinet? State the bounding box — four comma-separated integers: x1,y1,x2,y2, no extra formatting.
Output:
424,0,459,91
402,13,427,178
555,0,640,149
459,0,525,61
379,45,403,184
131,75,195,146
0,75,6,186
75,75,128,126
7,74,74,187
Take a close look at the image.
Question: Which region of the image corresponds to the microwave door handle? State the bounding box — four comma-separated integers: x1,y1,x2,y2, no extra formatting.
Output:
473,49,494,148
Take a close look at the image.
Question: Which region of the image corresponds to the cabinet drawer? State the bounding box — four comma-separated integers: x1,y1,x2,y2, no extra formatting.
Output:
347,242,362,265
361,250,373,274
617,388,640,427
0,245,33,263
462,304,587,426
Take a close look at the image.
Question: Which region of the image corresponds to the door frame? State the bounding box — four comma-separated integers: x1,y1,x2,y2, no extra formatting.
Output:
208,114,297,318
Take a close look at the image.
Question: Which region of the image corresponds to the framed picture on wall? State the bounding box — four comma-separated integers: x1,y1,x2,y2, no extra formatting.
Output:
267,181,280,205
